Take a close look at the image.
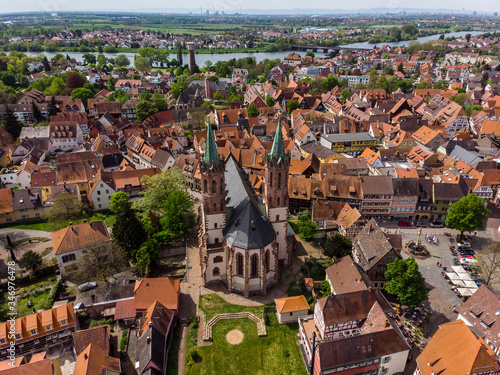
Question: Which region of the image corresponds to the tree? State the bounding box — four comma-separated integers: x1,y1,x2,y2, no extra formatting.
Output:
265,95,275,107
176,42,183,67
135,56,152,72
66,72,86,90
382,65,394,76
400,24,418,36
82,53,96,65
297,210,318,242
159,190,196,239
114,54,130,67
71,88,94,107
48,95,58,116
70,242,128,284
42,56,51,71
433,80,448,90
18,250,42,272
475,242,500,286
97,54,107,67
287,99,299,114
110,191,131,214
247,103,259,118
133,168,187,216
136,100,158,123
465,33,472,42
112,205,148,256
481,72,489,89
323,233,353,259
152,93,168,111
2,107,22,138
445,194,490,238
31,101,42,123
46,192,82,222
397,62,404,73
340,88,351,102
385,258,429,307
213,90,223,101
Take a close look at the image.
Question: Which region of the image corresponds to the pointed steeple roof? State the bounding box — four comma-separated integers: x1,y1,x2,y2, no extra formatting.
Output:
203,126,220,168
268,118,286,164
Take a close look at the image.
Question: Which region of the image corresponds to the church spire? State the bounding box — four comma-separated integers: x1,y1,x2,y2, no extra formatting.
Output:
203,125,219,168
268,118,286,164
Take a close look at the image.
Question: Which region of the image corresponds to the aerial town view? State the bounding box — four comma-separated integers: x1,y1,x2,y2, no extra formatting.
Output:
1,0,500,374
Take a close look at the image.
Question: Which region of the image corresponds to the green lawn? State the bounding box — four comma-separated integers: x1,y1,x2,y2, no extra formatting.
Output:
7,213,116,232
189,294,308,375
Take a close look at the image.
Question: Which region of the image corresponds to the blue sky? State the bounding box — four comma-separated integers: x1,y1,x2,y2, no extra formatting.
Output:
1,0,496,14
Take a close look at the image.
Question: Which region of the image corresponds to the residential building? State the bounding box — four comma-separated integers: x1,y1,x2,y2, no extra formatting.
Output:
390,178,419,220
52,221,111,277
49,122,84,151
325,256,370,295
352,219,402,289
360,176,394,221
74,344,120,375
136,301,175,375
415,320,499,375
274,296,310,324
457,285,500,355
298,289,409,375
431,178,470,222
320,133,376,155
0,303,76,361
134,278,180,316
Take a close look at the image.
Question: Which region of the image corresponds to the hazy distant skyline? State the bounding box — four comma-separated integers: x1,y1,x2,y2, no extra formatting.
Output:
2,0,497,15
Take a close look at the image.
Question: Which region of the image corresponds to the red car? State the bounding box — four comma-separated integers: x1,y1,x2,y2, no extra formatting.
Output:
398,220,412,227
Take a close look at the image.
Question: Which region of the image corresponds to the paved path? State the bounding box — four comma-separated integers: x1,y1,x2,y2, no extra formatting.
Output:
177,325,187,375
0,228,52,279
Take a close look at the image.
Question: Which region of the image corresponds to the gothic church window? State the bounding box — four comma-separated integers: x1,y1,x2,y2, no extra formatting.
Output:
237,253,244,276
251,254,258,277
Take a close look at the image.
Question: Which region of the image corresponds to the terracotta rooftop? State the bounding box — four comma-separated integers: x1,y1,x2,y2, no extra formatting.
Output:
275,295,310,313
134,278,180,312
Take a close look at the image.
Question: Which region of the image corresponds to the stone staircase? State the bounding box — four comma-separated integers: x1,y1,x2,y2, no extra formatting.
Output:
202,312,267,341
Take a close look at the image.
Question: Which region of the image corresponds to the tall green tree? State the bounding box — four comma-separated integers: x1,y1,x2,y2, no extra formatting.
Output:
31,101,42,123
286,99,299,114
159,190,196,239
247,103,259,118
133,168,187,216
385,258,429,307
114,54,130,67
18,250,42,272
46,192,82,222
71,88,94,107
176,42,183,67
136,100,158,123
323,233,353,259
48,95,58,117
266,95,275,107
2,107,22,138
135,56,152,72
111,204,148,256
110,191,132,214
445,194,490,238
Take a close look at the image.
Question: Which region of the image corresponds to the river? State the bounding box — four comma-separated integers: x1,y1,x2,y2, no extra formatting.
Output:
20,30,488,66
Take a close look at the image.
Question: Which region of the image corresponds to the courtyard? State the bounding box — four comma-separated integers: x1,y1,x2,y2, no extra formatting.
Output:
184,294,308,375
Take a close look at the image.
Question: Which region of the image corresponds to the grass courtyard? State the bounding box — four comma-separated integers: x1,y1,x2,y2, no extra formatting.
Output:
185,294,308,375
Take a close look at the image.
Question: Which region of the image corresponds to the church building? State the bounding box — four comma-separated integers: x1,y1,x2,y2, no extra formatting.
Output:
199,121,294,297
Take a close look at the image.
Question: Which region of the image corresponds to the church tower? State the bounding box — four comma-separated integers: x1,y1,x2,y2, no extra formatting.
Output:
264,119,291,265
199,126,226,286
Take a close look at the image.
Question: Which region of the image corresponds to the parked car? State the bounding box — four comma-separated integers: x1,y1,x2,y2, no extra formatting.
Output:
398,220,412,227
78,282,98,292
415,222,426,227
460,256,477,265
458,242,472,248
429,221,444,228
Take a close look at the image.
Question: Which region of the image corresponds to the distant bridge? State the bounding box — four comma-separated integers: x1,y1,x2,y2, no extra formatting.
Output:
291,45,370,53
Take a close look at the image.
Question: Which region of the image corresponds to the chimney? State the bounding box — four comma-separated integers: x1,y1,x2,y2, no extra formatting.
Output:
84,353,88,360
147,336,151,344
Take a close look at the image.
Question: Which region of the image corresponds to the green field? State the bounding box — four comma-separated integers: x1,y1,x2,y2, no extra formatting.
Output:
187,294,308,375
5,213,116,232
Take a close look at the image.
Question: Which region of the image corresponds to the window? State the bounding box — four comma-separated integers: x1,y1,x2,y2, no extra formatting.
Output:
214,256,223,263
212,180,216,194
203,180,207,193
278,173,282,189
60,319,67,326
275,215,280,221
251,254,258,277
97,198,101,202
21,215,28,219
277,197,280,206
97,191,101,195
213,202,217,212
400,198,410,204
393,198,398,203
265,251,270,273
62,254,76,263
237,253,244,276
15,334,21,340
270,172,273,188
29,329,37,335
0,338,5,345
213,267,220,276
